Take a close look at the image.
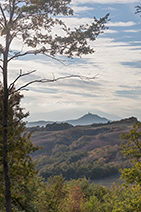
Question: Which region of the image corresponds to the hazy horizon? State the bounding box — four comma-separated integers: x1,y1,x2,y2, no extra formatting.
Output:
26,111,138,123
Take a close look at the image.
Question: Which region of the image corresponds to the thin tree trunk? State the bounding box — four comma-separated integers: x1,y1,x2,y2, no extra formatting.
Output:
2,94,12,212
2,32,12,212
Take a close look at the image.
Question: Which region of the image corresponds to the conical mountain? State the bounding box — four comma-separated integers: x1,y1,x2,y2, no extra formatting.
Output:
66,112,109,126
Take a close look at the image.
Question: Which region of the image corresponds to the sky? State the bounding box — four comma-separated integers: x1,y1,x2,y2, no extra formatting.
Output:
0,0,141,122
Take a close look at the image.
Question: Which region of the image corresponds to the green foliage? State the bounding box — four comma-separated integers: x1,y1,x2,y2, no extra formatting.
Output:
37,175,141,212
37,175,68,212
0,0,109,59
45,122,73,131
0,85,41,211
28,122,73,132
37,144,123,181
120,120,141,185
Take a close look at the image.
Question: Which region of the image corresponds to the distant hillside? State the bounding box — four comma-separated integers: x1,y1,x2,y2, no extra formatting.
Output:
31,116,137,181
27,120,53,127
66,112,109,125
27,113,109,127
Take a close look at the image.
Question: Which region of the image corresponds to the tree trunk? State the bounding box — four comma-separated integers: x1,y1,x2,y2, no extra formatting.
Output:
2,33,12,212
2,85,12,212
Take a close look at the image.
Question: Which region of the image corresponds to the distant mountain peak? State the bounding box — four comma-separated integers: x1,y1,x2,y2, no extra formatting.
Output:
66,113,109,126
27,113,109,127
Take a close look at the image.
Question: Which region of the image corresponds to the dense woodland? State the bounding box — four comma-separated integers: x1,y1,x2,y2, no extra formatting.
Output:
0,85,141,211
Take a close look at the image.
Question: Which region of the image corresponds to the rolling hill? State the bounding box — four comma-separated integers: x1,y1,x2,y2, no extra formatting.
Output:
30,117,137,181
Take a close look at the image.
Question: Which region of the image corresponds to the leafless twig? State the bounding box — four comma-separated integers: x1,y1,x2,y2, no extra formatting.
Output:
0,65,3,71
9,69,36,91
43,53,68,66
10,73,98,94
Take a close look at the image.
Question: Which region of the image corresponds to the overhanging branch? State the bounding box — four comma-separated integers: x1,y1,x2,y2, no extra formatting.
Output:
8,49,67,66
8,50,40,62
9,73,98,94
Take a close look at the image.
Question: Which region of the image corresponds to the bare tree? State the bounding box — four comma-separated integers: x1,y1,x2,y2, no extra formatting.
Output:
0,1,109,211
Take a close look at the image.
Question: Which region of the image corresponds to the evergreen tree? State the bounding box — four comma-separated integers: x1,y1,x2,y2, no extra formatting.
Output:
0,84,41,211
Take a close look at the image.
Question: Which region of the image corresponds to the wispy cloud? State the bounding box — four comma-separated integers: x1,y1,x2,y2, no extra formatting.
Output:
72,6,94,14
15,33,141,121
106,21,136,27
72,0,140,4
124,29,141,33
102,7,117,11
104,29,118,34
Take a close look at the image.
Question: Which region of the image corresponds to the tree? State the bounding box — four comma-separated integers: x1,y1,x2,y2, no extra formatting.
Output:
120,120,141,185
0,1,109,211
0,83,41,211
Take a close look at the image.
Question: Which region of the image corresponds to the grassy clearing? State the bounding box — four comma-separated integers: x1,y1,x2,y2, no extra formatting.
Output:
90,174,124,187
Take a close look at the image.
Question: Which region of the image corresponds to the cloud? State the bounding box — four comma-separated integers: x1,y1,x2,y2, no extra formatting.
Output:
134,41,141,44
72,0,140,4
60,16,94,28
106,21,136,27
124,29,141,33
19,33,141,121
116,88,141,99
102,7,117,11
72,6,94,13
2,38,141,88
104,29,118,34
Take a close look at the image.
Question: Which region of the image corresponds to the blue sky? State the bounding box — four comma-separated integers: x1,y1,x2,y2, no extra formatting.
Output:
1,0,141,122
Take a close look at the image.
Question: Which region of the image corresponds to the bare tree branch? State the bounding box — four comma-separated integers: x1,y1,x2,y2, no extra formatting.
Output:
9,0,16,22
43,53,68,65
10,74,98,94
8,116,28,127
0,4,7,27
9,69,36,91
0,65,3,71
7,49,68,66
7,49,47,62
0,20,4,28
